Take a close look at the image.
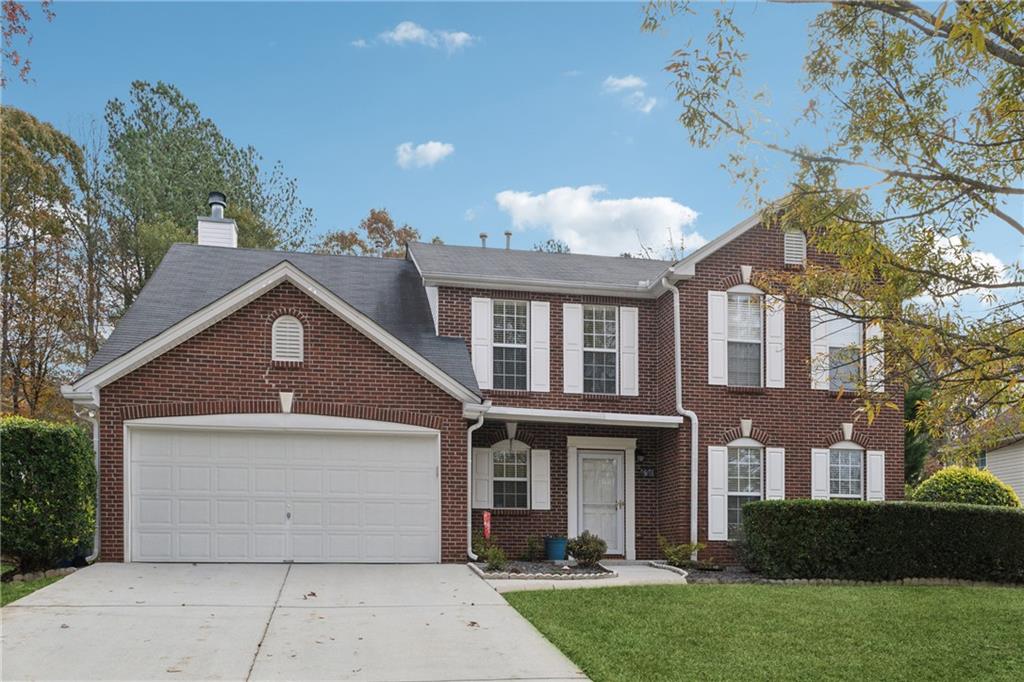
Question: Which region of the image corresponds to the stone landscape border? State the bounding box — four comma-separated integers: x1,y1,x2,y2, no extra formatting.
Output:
5,566,78,582
469,562,618,581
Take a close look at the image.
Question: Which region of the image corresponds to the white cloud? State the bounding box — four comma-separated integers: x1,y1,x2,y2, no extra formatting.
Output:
495,185,702,258
602,74,657,114
602,74,647,92
351,38,368,48
563,69,582,77
464,208,477,222
379,21,478,53
396,141,455,169
911,235,1013,308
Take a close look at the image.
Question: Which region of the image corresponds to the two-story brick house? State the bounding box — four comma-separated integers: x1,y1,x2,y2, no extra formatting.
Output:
63,194,903,564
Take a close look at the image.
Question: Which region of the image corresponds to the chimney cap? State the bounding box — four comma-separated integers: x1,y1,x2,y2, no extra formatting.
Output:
208,191,227,208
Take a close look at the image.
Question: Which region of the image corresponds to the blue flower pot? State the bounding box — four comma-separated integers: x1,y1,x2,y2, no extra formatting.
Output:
544,536,567,561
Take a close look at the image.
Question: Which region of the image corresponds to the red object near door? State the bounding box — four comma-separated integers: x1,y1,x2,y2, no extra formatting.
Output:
483,510,491,539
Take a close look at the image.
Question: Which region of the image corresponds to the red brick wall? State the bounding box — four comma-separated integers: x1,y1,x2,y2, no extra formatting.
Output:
98,282,469,562
676,224,905,562
438,287,672,415
470,422,668,560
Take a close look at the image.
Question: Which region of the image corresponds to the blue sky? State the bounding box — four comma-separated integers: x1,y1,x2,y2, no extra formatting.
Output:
5,1,1014,263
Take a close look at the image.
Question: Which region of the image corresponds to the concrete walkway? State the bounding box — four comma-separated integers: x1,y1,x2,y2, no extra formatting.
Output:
1,563,587,681
486,563,688,593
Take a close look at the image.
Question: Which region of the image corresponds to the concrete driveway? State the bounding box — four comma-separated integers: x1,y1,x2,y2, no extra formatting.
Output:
1,563,587,681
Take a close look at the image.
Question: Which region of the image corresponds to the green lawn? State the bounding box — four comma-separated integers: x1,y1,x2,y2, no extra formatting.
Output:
0,563,63,607
506,584,1024,681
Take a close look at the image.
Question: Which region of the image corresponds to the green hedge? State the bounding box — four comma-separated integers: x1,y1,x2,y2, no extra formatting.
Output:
741,499,1024,583
1,416,97,571
911,466,1021,507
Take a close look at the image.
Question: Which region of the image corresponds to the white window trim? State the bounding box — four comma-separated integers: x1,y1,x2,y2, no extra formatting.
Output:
582,304,619,395
566,435,636,560
828,441,865,500
490,439,531,510
726,285,764,388
726,438,764,540
492,299,530,391
271,315,304,362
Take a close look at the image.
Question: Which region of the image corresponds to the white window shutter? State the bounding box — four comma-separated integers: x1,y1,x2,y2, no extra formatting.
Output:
563,303,583,394
530,449,551,510
708,446,728,541
765,447,786,500
866,450,885,501
470,297,493,390
865,321,885,392
619,306,639,396
707,291,728,385
472,448,492,509
809,305,830,390
529,301,550,392
765,295,786,388
811,448,830,499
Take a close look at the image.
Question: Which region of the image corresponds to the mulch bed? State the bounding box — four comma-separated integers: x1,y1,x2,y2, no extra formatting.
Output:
682,565,763,584
475,560,613,578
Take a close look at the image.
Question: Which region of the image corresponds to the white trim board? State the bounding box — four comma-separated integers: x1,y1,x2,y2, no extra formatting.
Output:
67,261,481,406
566,435,636,560
464,405,683,429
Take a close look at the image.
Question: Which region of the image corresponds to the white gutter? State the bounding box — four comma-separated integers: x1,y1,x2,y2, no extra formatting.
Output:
661,277,700,560
77,406,101,563
465,401,491,560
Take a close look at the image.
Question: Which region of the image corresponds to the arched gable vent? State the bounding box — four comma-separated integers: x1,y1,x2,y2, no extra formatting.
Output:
272,315,304,361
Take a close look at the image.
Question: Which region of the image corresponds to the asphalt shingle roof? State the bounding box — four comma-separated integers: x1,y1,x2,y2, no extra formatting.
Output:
407,241,673,290
83,244,480,396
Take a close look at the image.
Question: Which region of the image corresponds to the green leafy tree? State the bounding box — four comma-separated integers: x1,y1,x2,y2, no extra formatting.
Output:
904,380,934,485
316,208,422,258
534,238,571,253
644,1,1024,451
103,81,313,312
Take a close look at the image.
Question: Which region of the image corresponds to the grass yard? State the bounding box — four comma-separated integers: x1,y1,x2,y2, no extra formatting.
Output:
506,584,1024,681
0,563,63,607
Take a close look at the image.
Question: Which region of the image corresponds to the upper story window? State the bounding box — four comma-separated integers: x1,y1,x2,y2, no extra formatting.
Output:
727,444,763,538
271,315,304,362
829,446,864,499
727,291,763,387
826,316,863,391
492,300,528,390
784,230,807,266
583,305,618,394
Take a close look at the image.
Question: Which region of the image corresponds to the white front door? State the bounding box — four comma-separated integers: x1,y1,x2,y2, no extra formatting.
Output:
578,450,625,555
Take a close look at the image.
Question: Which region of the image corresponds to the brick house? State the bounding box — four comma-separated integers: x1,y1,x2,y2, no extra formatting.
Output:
63,194,903,564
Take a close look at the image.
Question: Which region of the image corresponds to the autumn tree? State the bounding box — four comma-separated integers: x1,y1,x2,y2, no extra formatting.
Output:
0,106,82,418
2,0,53,85
644,1,1024,453
534,238,571,253
316,208,422,258
103,81,313,313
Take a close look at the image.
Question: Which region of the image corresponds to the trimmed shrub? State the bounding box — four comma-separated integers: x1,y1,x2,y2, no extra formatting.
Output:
1,416,96,571
742,499,1024,583
911,466,1021,507
567,531,607,567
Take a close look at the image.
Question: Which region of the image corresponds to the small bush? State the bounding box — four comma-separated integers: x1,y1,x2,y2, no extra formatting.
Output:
1,416,97,571
658,537,704,568
567,531,607,567
482,545,508,572
742,499,1024,583
523,535,545,562
911,466,1021,507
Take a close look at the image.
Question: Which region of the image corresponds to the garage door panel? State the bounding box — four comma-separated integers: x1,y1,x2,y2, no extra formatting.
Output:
130,425,439,563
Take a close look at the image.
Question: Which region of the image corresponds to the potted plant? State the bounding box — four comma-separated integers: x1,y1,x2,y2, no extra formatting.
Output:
544,534,568,561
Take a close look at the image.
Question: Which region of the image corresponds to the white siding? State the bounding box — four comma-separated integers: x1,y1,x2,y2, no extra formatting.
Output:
987,440,1024,501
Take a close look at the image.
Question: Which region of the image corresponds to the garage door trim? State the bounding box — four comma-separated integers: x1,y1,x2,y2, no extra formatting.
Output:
123,413,441,563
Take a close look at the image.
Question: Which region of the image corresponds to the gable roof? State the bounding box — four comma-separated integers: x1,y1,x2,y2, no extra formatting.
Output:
77,244,479,399
407,241,673,296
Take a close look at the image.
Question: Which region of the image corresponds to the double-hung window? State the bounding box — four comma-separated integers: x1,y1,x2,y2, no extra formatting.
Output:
727,446,763,537
583,305,617,394
492,446,529,509
829,447,863,498
828,318,862,391
492,300,528,390
728,292,762,387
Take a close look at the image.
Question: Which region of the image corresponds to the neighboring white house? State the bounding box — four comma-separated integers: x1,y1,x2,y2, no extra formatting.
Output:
982,435,1024,501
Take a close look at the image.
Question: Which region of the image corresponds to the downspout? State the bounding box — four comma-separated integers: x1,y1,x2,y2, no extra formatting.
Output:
79,407,101,563
661,277,700,561
466,402,491,560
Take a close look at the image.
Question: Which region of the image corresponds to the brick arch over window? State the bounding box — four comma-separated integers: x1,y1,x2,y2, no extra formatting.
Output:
718,424,775,446
119,400,444,430
820,426,874,449
475,423,540,449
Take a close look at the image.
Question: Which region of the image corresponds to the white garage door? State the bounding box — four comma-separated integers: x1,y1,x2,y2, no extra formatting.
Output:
128,418,440,563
